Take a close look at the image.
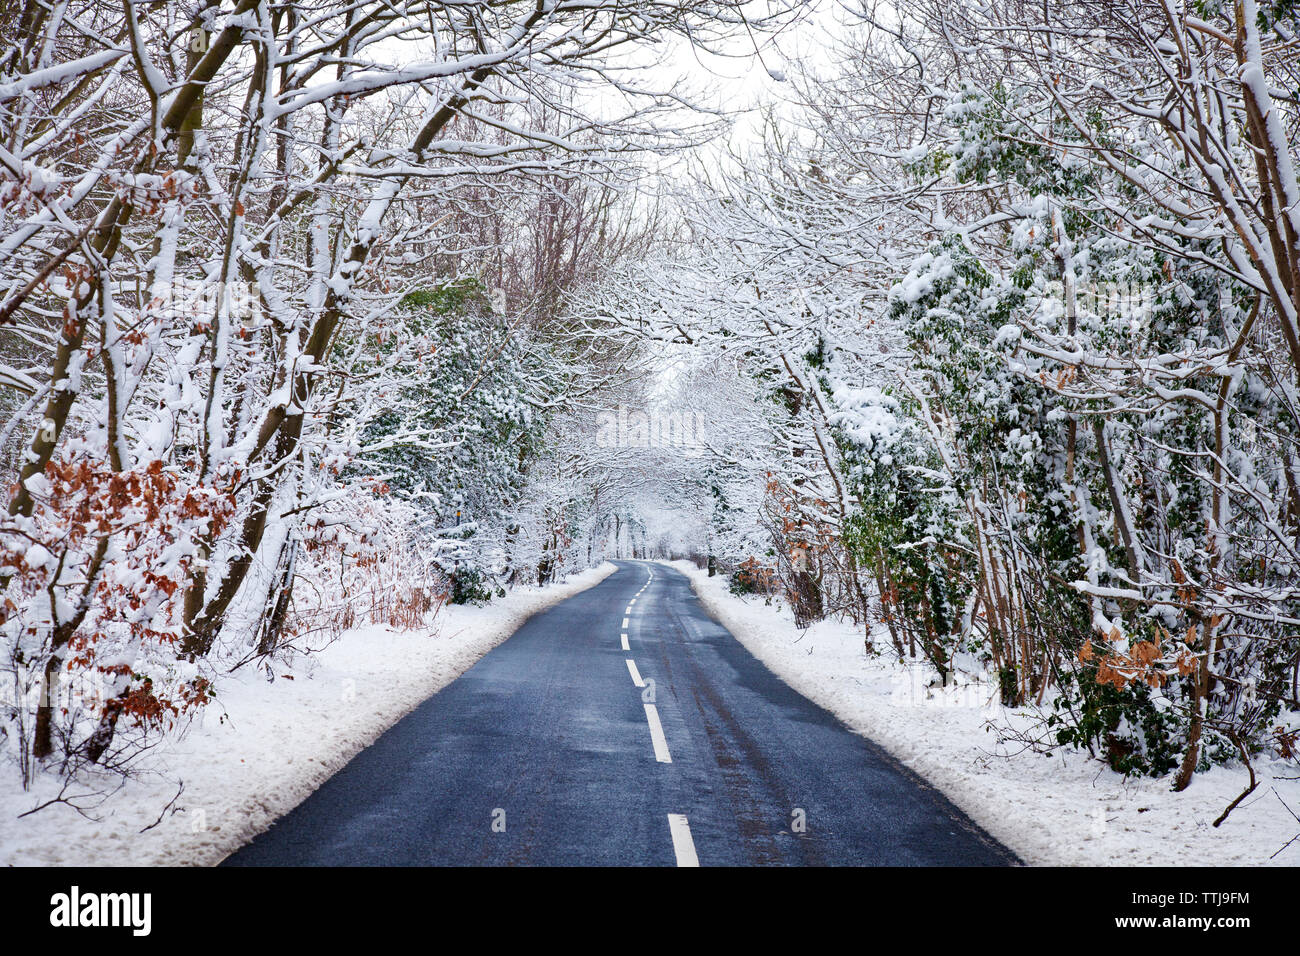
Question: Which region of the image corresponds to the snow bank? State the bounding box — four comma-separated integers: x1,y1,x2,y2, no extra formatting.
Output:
665,560,1300,867
0,563,616,866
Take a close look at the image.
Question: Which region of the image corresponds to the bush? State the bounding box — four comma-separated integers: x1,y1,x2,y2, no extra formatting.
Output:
728,557,774,596
448,563,495,606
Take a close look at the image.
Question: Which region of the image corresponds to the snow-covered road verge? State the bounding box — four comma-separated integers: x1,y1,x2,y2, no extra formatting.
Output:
666,560,1300,867
1,562,616,866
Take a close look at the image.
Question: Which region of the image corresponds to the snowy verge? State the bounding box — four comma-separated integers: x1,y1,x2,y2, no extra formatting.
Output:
1,562,617,866
664,560,1300,867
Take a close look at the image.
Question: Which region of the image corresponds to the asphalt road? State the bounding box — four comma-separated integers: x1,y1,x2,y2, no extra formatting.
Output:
223,561,1019,866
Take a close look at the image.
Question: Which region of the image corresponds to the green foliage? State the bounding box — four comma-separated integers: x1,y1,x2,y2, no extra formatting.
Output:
944,83,1101,201
341,278,558,598
398,279,484,314
359,280,547,514
1255,0,1300,31
828,227,1257,775
728,559,771,596
1048,673,1183,776
447,562,495,606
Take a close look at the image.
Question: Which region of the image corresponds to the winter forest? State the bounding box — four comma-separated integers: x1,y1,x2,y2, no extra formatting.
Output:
2,0,1300,867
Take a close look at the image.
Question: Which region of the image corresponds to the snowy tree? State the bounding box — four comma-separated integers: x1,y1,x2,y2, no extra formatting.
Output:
0,0,796,781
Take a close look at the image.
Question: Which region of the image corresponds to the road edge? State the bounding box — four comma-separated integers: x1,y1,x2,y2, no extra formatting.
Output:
659,559,1025,866
206,561,621,865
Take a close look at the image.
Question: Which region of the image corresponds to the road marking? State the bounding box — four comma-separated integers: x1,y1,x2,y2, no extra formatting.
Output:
626,658,645,687
629,598,636,605
644,703,672,763
667,814,698,866
625,606,633,615
621,633,629,650
622,617,629,628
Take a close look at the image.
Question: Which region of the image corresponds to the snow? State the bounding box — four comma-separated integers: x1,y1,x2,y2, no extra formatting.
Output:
21,470,52,498
0,562,615,866
828,384,901,456
664,561,1300,867
890,250,955,305
0,49,125,102
21,542,53,571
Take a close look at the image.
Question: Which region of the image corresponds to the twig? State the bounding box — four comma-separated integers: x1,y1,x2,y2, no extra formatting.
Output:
1269,787,1300,860
17,777,121,820
139,779,185,833
1212,736,1257,827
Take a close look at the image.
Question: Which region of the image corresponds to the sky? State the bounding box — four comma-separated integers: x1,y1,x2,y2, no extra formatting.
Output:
610,3,849,531
572,0,847,168
658,0,836,151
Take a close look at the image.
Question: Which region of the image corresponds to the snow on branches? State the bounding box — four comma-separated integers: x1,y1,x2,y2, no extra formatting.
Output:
0,0,786,794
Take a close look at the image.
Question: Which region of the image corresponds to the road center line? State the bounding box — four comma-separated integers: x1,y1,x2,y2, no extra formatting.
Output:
667,814,698,866
629,598,636,605
622,617,629,628
644,703,672,763
620,633,629,650
625,658,645,687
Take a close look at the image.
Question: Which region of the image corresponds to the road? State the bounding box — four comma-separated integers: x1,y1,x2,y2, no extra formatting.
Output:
223,561,1019,866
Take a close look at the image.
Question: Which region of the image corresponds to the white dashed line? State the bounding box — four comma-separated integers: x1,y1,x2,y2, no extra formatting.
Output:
667,814,697,866
622,617,629,629
644,703,672,763
629,598,636,605
621,633,629,651
626,658,645,687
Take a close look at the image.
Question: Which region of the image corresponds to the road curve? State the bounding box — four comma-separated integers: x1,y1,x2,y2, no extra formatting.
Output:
223,561,1019,866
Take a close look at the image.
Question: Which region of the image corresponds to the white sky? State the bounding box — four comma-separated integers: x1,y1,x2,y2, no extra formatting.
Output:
657,0,836,150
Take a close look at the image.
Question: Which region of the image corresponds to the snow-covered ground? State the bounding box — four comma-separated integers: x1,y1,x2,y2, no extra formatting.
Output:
0,563,616,866
8,556,1293,868
665,560,1300,867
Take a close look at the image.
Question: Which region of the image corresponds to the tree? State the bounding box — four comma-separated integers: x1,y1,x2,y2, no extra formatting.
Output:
0,0,797,779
